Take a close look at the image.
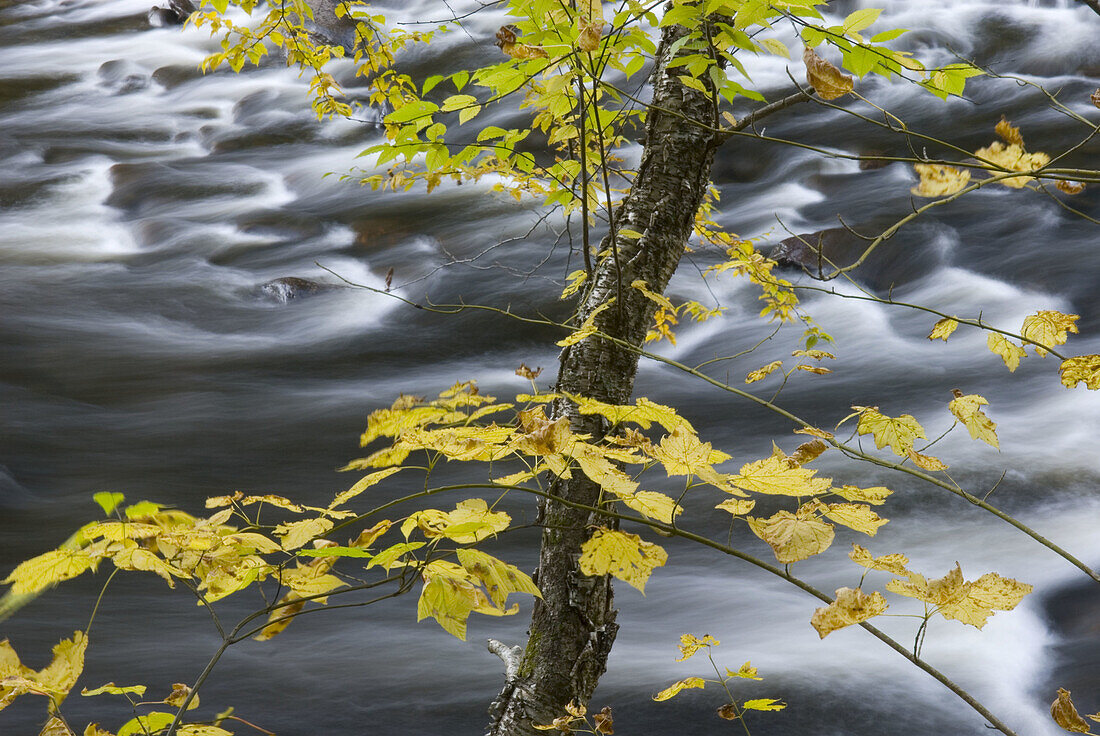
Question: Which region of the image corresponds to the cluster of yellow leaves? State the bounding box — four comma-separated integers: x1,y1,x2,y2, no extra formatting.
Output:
810,544,1032,638
653,635,785,720
911,118,1055,197
926,310,1097,389
847,397,998,467
744,350,834,384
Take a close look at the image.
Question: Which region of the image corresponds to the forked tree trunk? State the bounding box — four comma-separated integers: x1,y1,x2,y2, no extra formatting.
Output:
488,17,729,736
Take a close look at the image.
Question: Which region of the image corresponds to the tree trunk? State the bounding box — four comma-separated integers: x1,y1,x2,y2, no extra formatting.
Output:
488,17,728,736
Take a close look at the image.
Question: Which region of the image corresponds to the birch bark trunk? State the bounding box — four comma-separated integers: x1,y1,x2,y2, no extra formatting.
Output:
488,16,729,736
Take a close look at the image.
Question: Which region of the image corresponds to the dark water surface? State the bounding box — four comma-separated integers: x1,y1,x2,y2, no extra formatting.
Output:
1,0,1099,734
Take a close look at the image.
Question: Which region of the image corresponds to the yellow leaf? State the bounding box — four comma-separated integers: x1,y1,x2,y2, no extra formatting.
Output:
795,426,835,441
730,456,832,497
910,164,971,197
3,548,98,595
746,504,835,563
164,682,199,710
745,360,782,384
560,269,587,299
651,426,715,477
111,543,187,587
1021,310,1079,356
652,677,706,702
456,548,541,609
329,467,403,508
887,565,967,608
759,38,790,58
927,318,959,341
620,491,682,524
252,593,306,642
802,46,853,100
810,587,888,638
278,569,345,599
675,633,719,661
907,449,948,471
728,661,762,680
742,698,786,711
849,544,909,575
1059,355,1100,390
823,503,887,536
81,683,147,697
117,712,174,736
715,498,755,516
937,571,1032,629
833,484,893,506
796,365,831,375
974,141,1050,188
35,631,87,709
1051,688,1092,733
948,393,999,449
40,716,76,736
177,726,233,736
855,407,926,456
350,520,393,549
557,301,612,347
274,518,334,551
995,116,1024,146
579,528,667,593
987,333,1027,372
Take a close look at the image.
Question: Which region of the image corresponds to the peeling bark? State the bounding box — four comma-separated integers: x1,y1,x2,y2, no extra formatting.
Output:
487,17,729,736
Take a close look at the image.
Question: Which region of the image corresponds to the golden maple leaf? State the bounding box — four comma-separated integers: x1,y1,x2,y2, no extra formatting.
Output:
1021,310,1079,356
911,164,971,197
810,587,888,638
948,392,999,449
1059,354,1100,390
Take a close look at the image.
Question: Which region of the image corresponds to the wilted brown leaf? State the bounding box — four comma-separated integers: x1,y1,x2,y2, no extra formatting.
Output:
1056,180,1086,195
1051,688,1091,733
995,116,1024,146
790,439,828,465
1091,89,1100,109
717,703,740,721
496,25,549,59
515,363,543,380
594,706,614,734
802,46,853,100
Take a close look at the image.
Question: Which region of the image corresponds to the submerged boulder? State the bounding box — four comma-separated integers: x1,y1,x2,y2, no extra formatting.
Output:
148,0,197,27
259,277,343,302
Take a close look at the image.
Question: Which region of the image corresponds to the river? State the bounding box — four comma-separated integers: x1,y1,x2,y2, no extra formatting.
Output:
1,0,1098,734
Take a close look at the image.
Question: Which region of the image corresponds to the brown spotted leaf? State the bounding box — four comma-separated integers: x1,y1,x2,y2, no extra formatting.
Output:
803,46,853,100
1051,688,1091,733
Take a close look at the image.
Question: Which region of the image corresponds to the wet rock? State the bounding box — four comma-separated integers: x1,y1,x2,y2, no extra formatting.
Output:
147,0,197,27
766,223,943,290
305,0,362,53
151,64,204,90
259,277,344,302
97,60,150,94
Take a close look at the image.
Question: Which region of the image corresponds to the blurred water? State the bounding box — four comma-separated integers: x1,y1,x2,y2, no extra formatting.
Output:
0,1,1098,734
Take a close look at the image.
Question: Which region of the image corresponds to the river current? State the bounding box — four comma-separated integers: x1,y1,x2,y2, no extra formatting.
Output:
1,0,1099,734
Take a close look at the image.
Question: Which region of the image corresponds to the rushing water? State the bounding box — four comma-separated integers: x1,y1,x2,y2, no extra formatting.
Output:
1,0,1099,734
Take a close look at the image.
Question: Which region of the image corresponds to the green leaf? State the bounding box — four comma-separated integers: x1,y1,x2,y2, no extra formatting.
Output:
118,712,175,736
843,8,882,34
93,492,125,516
